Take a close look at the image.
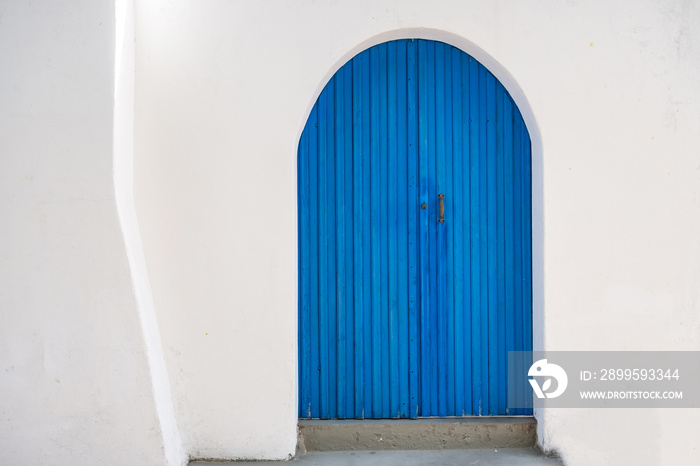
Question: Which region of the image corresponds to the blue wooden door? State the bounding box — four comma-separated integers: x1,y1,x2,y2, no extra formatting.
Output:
298,39,532,419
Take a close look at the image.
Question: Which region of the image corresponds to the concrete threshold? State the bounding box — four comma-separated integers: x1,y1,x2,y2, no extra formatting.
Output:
298,417,536,452
191,448,564,465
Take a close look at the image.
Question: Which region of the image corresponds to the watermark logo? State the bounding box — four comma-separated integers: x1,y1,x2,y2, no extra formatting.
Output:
528,359,568,399
509,351,699,408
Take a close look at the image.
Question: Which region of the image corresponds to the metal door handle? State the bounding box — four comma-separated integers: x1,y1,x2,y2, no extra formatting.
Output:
438,194,445,223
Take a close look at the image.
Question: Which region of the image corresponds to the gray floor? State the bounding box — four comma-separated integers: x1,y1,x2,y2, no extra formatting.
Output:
190,448,564,465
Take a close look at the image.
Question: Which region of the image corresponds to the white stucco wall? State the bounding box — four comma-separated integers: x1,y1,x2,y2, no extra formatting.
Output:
114,0,185,464
0,1,177,465
2,1,698,465
134,1,699,464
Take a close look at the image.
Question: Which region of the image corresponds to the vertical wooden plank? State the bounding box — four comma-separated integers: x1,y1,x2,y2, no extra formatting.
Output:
486,71,498,416
434,42,447,417
369,46,381,419
396,40,410,418
377,43,391,419
426,41,439,418
512,108,524,415
460,52,472,416
318,82,330,419
443,43,456,417
468,59,482,415
334,72,346,420
450,47,464,416
361,50,373,418
327,78,338,419
299,119,311,418
503,95,515,415
308,104,320,419
417,39,430,416
406,39,419,419
343,63,355,418
351,55,365,419
495,83,506,415
387,41,400,418
478,64,490,415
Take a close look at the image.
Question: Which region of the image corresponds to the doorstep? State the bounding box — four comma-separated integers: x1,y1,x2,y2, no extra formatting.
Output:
297,417,537,452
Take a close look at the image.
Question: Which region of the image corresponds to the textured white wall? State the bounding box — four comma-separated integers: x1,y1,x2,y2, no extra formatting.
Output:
134,1,700,464
0,1,174,465
4,0,696,465
114,0,185,464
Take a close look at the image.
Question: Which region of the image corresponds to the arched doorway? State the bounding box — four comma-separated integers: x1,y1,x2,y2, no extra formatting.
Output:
298,39,532,419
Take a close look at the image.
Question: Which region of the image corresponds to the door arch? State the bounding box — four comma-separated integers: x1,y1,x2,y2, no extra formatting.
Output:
298,39,532,419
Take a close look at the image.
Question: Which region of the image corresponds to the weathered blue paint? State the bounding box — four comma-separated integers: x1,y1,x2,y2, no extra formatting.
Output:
298,39,532,419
